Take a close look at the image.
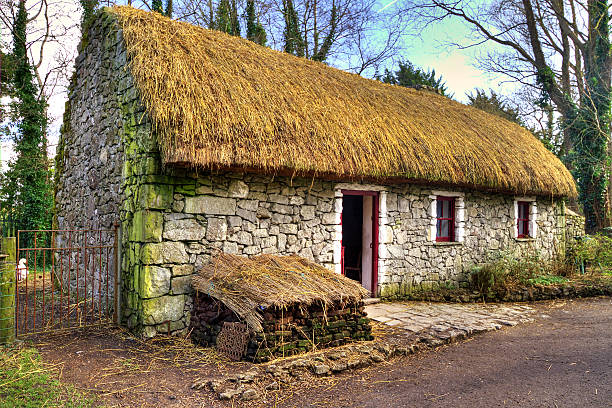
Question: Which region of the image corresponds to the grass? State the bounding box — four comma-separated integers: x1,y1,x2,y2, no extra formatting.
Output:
0,345,94,408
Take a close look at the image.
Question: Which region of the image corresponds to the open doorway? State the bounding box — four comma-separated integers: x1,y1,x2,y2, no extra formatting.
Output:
341,191,379,295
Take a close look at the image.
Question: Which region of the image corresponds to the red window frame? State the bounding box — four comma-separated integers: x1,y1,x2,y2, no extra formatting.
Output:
517,201,530,238
436,196,455,242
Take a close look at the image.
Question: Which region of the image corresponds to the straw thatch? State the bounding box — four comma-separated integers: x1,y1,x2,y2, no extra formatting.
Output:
191,253,368,332
107,6,576,198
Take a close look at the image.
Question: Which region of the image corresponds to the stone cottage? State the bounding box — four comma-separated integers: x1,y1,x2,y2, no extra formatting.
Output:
55,7,578,337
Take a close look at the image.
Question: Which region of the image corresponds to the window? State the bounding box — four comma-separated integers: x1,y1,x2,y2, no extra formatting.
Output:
517,201,530,238
436,197,455,242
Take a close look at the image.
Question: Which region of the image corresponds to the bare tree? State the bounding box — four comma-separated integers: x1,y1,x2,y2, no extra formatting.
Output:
263,0,408,75
398,0,611,231
0,0,81,154
170,0,408,76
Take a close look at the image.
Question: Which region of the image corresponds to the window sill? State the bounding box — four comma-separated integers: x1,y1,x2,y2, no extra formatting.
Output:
515,237,535,242
433,241,463,246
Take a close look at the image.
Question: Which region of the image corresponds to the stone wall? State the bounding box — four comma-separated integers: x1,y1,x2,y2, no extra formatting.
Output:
124,172,341,336
376,187,566,297
124,167,568,336
565,209,586,241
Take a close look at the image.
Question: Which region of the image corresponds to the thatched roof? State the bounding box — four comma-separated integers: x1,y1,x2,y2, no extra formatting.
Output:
191,254,368,332
106,7,576,198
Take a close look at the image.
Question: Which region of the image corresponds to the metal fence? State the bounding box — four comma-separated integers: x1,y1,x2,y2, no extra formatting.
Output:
15,229,118,336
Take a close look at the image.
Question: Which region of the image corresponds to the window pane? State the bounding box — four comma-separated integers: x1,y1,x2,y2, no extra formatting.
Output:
519,202,529,219
518,220,525,236
437,200,443,218
443,200,451,218
438,219,449,238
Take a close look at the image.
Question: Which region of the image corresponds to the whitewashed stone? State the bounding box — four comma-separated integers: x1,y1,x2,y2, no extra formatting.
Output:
300,205,316,220
280,224,298,234
236,231,253,245
223,241,239,254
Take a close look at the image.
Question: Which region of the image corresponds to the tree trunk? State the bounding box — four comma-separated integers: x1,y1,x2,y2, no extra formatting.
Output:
575,0,611,233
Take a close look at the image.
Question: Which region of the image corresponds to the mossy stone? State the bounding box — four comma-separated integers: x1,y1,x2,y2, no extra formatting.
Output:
140,266,171,298
379,283,400,298
133,156,160,176
175,184,196,196
130,210,163,242
139,184,173,210
141,242,189,264
142,295,186,325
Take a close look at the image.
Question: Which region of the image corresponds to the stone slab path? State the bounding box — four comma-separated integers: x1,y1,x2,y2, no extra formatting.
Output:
366,301,535,341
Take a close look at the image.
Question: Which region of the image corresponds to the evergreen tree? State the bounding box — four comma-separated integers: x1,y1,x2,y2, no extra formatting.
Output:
80,0,98,30
152,0,163,14
230,0,240,36
245,0,266,46
215,0,240,36
466,89,521,124
3,0,53,243
216,0,231,33
282,0,304,57
379,61,450,97
311,2,337,62
165,0,173,18
569,0,611,232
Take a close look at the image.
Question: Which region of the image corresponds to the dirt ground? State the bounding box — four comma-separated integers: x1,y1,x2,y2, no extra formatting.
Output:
271,297,612,408
31,327,242,407
29,297,612,407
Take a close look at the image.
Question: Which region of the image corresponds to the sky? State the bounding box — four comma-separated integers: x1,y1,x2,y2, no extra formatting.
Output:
2,0,510,164
402,14,507,102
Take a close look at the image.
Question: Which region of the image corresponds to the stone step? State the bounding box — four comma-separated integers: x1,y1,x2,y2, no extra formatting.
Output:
363,297,381,306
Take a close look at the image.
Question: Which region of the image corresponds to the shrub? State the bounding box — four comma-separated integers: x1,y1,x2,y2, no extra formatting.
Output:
469,265,499,294
527,275,569,285
469,250,550,293
566,234,612,273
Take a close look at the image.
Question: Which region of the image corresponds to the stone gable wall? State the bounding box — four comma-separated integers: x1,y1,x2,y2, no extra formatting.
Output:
54,14,131,302
55,14,126,233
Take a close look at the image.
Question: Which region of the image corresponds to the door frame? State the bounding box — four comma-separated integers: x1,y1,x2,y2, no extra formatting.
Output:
340,190,379,296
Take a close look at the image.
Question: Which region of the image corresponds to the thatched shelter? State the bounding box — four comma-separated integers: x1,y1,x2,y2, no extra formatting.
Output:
55,7,581,338
190,254,371,360
192,253,368,332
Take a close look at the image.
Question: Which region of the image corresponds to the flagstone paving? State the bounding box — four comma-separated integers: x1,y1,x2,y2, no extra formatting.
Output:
365,301,535,339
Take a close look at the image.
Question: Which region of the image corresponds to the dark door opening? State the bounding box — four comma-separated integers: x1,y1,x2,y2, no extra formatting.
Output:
341,191,379,295
342,195,363,283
